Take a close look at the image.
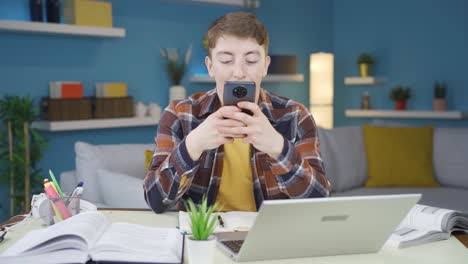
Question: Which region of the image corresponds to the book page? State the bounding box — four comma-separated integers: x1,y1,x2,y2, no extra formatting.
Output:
398,204,454,232
3,211,108,256
90,223,183,263
178,211,257,233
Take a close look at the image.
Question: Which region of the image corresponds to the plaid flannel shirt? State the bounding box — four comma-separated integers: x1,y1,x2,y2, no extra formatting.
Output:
143,88,331,213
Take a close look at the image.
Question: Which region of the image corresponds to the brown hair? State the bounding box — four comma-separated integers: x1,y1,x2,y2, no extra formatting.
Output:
205,12,269,57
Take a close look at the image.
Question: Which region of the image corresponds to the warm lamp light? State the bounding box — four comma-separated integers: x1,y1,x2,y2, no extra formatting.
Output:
310,53,334,129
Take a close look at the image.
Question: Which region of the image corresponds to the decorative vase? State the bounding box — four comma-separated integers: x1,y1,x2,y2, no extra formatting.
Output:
433,98,447,111
359,63,371,77
187,235,216,264
395,100,406,110
169,85,186,104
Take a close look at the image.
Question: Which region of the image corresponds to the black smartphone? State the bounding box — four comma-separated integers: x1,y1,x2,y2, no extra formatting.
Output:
223,81,256,116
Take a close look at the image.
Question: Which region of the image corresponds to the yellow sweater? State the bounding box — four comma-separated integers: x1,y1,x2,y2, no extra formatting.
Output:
216,139,256,212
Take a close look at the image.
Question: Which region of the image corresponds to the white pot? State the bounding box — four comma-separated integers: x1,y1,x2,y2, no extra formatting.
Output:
186,235,216,264
169,85,186,104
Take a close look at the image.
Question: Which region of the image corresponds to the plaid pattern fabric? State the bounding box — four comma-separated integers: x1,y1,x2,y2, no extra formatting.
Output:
144,88,331,213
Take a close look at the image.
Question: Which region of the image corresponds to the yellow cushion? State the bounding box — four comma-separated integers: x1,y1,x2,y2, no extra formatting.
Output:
145,149,153,170
362,125,439,187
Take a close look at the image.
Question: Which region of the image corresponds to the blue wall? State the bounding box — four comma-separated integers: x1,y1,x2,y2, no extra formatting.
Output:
333,0,468,127
0,0,331,220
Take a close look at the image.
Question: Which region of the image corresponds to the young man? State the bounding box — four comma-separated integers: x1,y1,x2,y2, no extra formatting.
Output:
144,12,331,214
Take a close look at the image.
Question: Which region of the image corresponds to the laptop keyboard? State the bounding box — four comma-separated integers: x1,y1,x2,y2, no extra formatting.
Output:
221,240,244,254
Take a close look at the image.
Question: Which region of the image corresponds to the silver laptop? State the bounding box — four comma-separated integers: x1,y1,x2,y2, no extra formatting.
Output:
216,194,421,262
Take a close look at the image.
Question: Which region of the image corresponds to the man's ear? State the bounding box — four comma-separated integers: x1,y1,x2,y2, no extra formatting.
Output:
205,56,214,78
263,55,271,77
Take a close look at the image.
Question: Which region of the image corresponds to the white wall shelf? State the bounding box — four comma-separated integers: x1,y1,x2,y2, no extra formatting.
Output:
344,77,386,86
190,0,260,8
31,117,159,132
0,20,125,38
345,109,468,120
190,74,304,83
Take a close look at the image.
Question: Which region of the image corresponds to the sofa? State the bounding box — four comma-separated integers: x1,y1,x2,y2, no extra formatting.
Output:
60,126,468,212
317,126,468,212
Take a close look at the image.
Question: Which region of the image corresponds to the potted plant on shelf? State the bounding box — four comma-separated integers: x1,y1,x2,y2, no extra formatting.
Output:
160,45,192,105
357,53,375,77
389,85,411,110
433,81,447,111
185,196,219,264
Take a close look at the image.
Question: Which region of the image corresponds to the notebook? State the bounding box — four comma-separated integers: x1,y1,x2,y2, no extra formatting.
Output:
216,194,421,262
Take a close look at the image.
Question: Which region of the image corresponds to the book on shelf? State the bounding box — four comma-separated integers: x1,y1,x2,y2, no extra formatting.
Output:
63,0,113,28
385,204,468,249
178,211,257,234
49,81,84,99
0,211,184,264
96,82,128,98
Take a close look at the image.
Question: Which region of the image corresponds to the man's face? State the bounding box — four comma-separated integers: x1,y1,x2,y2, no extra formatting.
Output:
205,34,270,105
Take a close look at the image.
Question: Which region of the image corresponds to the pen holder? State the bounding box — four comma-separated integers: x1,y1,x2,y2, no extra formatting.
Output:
44,194,80,226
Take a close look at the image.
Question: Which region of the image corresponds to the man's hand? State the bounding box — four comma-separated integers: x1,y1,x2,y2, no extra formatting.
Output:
185,106,246,160
218,102,284,159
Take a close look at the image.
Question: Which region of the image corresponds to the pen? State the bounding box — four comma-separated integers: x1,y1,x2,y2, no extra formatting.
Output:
49,169,63,197
65,182,84,205
218,215,225,228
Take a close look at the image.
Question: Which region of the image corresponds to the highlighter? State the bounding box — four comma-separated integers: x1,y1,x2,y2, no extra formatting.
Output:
44,182,71,220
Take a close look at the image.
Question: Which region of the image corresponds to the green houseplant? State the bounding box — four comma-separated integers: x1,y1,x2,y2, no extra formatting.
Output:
184,196,219,264
433,81,447,111
357,53,375,77
389,86,411,110
0,95,47,218
160,45,193,104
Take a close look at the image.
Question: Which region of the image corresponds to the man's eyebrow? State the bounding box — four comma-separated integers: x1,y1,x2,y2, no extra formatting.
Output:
245,51,260,56
216,51,234,56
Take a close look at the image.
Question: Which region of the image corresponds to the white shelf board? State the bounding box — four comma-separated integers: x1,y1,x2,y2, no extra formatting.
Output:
190,74,304,83
31,117,159,131
0,20,125,38
344,77,386,85
190,0,259,8
345,109,468,120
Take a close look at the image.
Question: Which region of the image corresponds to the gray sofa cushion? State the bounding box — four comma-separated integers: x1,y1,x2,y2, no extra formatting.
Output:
317,126,367,192
333,187,468,212
433,128,468,188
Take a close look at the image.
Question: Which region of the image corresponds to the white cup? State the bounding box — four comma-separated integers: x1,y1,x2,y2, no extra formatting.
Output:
135,101,147,117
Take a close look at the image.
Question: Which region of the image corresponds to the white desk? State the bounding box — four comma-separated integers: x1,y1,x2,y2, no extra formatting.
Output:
1,210,467,263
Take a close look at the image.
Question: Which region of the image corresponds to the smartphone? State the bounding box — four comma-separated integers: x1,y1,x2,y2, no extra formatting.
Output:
223,81,256,116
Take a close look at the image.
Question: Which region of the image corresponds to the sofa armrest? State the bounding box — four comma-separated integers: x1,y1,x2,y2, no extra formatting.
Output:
59,170,78,194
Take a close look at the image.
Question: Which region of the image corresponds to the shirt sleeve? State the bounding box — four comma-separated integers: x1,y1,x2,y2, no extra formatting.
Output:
143,101,199,213
267,105,331,198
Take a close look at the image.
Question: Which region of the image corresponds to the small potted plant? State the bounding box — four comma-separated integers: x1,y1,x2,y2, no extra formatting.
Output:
389,85,411,110
433,81,447,111
357,53,375,77
160,45,192,104
185,196,219,264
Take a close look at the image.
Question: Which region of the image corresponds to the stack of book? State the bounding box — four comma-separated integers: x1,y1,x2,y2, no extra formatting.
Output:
49,81,83,99
43,82,91,121
94,82,133,118
95,82,127,98
63,0,113,28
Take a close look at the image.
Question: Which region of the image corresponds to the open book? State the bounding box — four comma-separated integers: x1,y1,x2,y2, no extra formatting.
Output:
179,211,257,233
0,211,184,264
385,204,468,248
